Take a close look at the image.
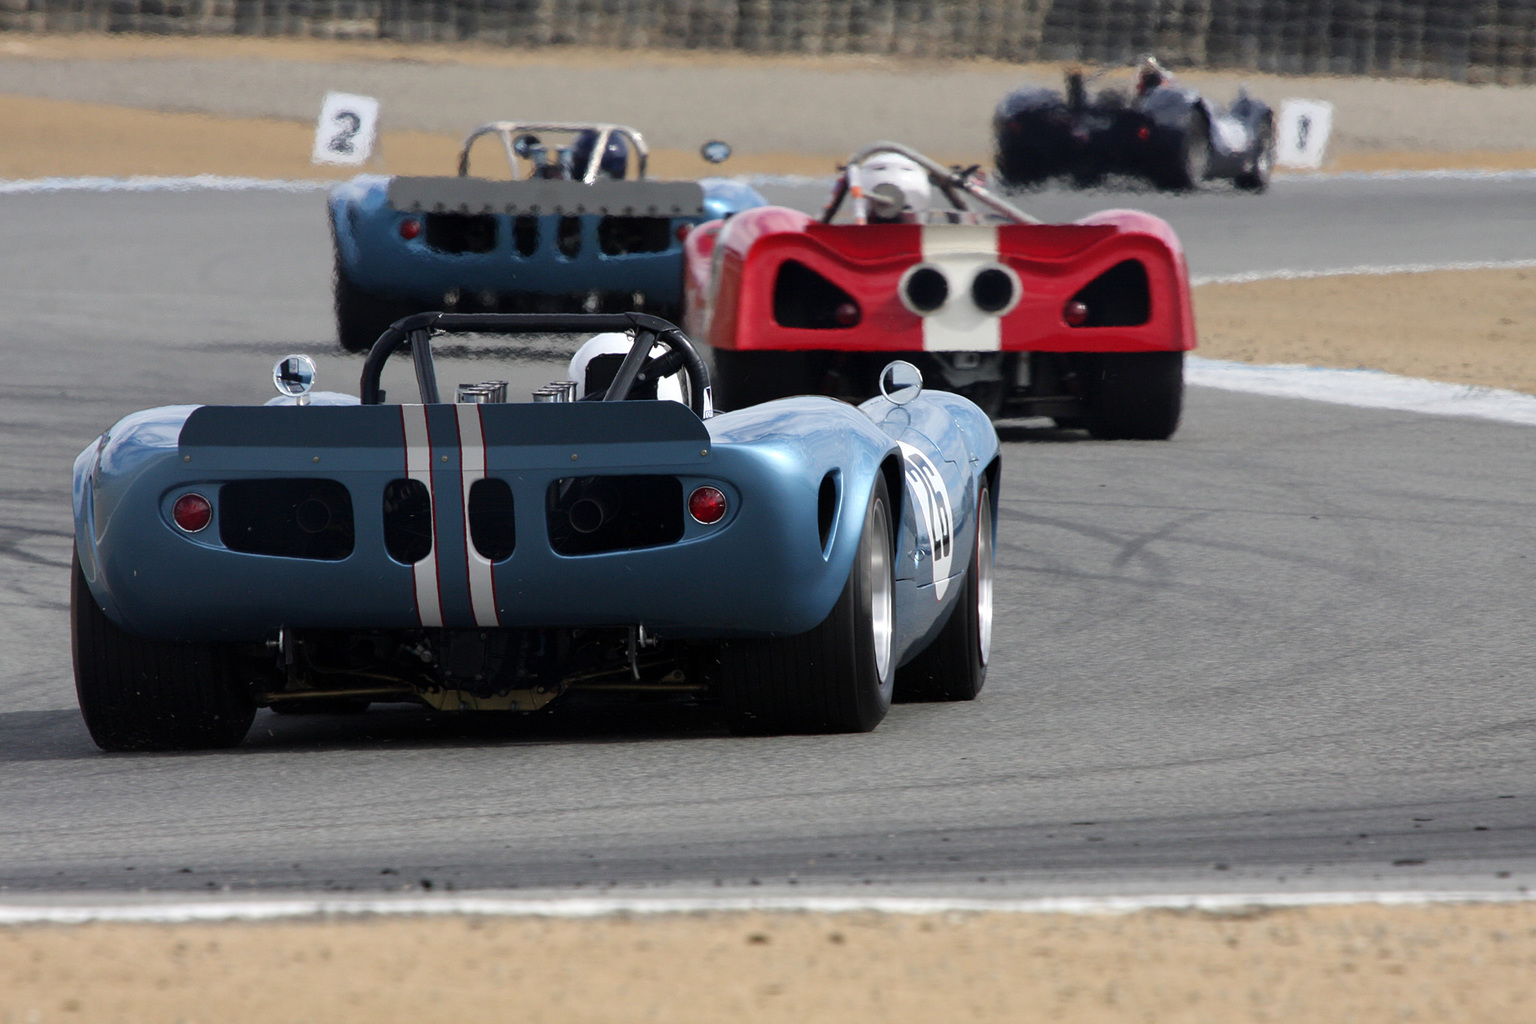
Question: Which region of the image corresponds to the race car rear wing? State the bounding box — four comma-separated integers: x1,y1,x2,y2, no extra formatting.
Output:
387,177,707,218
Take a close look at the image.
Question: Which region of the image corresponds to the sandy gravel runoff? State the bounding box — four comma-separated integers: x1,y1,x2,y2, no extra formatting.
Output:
4,902,1536,1023
3,31,1535,1020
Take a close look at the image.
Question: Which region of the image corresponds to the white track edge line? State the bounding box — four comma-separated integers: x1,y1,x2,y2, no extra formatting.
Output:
0,175,333,194
1192,258,1536,286
1,889,1533,926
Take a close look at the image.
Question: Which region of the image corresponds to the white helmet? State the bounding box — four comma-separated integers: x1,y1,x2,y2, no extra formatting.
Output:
861,153,932,221
568,332,686,404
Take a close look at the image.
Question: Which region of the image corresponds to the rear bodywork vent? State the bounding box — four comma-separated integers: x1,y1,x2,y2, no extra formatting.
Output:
1069,259,1151,327
817,471,840,555
512,215,539,256
468,479,516,561
557,216,583,258
547,475,684,555
426,213,497,254
773,260,860,329
383,478,432,564
598,216,673,255
219,479,354,561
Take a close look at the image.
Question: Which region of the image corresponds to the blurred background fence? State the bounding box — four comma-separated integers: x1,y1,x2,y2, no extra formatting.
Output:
2,0,1535,84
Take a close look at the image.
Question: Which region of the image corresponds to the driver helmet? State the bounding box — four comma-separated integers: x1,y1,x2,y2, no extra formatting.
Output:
860,153,932,223
570,129,630,181
568,333,685,404
1136,56,1169,97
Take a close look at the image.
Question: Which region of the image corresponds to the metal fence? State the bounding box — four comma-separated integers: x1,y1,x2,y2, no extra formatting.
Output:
3,0,1535,83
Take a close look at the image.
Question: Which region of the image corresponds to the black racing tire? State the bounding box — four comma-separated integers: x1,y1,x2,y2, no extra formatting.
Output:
71,553,256,752
894,481,994,703
719,475,895,734
1235,115,1275,193
711,348,817,411
334,256,422,355
1164,110,1211,191
1083,351,1184,440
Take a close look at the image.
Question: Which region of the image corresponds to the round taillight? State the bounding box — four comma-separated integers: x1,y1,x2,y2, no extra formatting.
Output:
399,217,422,240
1064,300,1090,327
172,492,213,533
675,223,692,243
688,486,727,525
1137,126,1152,141
835,301,861,327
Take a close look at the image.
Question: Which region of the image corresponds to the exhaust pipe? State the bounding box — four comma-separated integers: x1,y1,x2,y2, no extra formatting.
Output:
899,262,1022,318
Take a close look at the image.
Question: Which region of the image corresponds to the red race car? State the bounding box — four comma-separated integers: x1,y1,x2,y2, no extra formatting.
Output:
684,143,1196,439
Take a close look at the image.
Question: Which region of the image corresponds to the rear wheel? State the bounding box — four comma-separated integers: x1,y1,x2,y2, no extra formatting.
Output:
1083,351,1184,440
1163,111,1210,190
334,256,421,354
1235,115,1275,192
719,476,895,734
72,554,256,752
894,482,993,702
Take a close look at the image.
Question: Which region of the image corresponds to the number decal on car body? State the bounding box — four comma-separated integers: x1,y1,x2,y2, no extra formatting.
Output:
899,442,955,599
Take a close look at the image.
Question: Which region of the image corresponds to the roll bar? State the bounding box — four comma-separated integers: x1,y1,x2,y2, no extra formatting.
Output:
357,312,712,419
821,141,1041,226
457,122,651,183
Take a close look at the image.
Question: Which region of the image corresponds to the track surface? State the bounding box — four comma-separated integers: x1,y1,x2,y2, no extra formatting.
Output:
1,177,1534,897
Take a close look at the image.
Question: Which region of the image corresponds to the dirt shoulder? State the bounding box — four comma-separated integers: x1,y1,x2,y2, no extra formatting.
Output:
3,902,1534,1023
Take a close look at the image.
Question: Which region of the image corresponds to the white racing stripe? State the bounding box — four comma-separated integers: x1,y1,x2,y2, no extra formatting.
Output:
919,224,1002,352
400,405,443,628
0,889,1531,926
455,403,500,627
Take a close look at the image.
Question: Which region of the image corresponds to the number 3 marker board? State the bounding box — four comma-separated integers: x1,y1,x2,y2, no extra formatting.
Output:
313,92,380,166
1276,99,1334,170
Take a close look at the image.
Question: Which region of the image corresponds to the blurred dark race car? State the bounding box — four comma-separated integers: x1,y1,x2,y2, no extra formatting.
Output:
993,57,1274,192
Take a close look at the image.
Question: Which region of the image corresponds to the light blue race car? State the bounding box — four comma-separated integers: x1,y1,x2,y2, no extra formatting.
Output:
71,314,1000,750
328,122,767,351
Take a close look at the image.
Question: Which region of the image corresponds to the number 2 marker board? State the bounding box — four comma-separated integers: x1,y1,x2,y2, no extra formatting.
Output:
313,92,380,166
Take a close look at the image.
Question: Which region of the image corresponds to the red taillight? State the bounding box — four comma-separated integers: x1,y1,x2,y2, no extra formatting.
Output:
1137,126,1152,141
688,486,727,525
675,223,692,243
1064,300,1089,327
834,301,861,327
172,493,213,533
399,217,422,240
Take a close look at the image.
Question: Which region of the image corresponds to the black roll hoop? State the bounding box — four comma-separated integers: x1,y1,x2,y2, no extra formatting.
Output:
358,311,713,418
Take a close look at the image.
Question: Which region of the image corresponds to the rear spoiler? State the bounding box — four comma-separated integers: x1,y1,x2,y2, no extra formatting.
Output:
387,177,707,218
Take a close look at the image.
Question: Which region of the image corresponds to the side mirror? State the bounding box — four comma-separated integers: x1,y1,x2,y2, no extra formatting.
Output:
878,360,923,405
512,133,540,158
273,354,317,406
700,140,732,164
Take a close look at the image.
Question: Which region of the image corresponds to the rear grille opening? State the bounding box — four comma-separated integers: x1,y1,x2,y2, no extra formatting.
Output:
219,479,354,561
773,259,860,329
817,471,839,554
383,479,433,564
513,215,539,256
556,216,583,258
468,479,516,561
598,216,673,255
1068,259,1151,327
426,213,497,254
547,475,684,555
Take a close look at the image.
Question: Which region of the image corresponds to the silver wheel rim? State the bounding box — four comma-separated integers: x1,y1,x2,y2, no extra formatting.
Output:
868,497,894,684
976,493,993,665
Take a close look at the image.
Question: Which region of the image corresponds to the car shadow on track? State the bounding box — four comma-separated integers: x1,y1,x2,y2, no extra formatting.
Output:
0,700,731,762
993,421,1097,444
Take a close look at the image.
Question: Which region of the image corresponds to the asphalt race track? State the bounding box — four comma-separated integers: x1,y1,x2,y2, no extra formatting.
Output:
1,175,1533,898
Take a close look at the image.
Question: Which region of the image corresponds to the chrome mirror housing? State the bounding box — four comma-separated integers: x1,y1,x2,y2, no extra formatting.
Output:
700,140,732,164
879,360,923,405
273,354,317,406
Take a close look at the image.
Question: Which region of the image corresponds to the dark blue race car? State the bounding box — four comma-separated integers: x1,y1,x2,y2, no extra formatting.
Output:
329,123,767,351
994,58,1274,192
71,314,1000,750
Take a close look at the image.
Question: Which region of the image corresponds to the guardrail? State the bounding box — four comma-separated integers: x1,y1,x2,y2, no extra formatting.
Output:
3,0,1534,85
